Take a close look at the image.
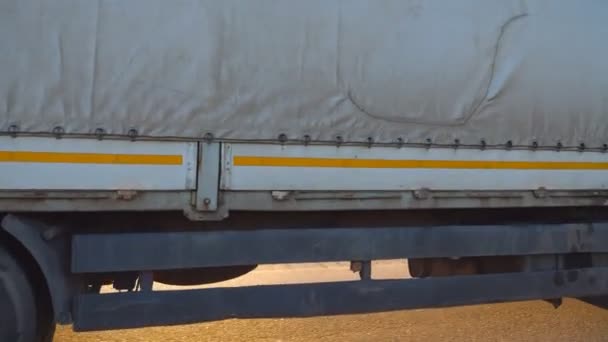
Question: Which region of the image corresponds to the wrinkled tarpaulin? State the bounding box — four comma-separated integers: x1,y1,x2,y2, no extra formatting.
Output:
1,0,607,147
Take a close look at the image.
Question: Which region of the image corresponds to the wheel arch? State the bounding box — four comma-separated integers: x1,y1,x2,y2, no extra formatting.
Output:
1,214,76,324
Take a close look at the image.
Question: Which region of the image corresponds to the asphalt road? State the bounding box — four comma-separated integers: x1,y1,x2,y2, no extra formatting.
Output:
55,262,608,342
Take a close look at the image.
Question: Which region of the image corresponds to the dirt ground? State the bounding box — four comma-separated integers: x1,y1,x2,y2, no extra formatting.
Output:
55,262,608,342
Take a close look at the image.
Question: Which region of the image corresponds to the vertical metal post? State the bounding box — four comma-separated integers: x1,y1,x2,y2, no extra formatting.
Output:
196,142,221,211
138,272,154,292
359,261,372,280
351,261,372,281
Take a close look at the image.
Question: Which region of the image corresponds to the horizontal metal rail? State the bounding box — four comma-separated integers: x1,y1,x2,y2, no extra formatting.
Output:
71,223,608,273
73,267,608,331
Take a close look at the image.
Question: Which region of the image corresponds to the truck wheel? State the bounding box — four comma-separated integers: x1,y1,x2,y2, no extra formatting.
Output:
39,319,56,342
0,246,38,342
37,298,56,342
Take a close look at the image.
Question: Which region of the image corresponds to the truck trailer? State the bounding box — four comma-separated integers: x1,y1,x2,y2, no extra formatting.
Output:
2,1,608,341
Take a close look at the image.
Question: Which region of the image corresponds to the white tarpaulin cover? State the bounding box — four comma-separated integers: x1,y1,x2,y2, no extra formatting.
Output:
1,0,607,147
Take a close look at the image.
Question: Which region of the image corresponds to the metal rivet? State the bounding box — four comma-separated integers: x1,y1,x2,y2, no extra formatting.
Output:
534,187,549,199
302,135,311,146
278,133,288,144
335,135,343,147
506,140,513,149
95,128,106,140
480,139,487,150
203,132,214,143
52,126,65,139
531,140,539,149
127,128,138,141
414,188,431,200
556,141,563,151
579,143,586,151
8,124,19,138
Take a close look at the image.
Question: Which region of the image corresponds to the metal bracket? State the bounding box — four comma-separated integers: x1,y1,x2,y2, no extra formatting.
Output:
2,215,78,324
138,272,154,292
195,142,221,211
351,261,372,280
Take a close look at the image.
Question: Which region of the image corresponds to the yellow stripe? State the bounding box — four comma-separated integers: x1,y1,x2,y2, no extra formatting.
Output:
0,151,182,165
234,156,608,170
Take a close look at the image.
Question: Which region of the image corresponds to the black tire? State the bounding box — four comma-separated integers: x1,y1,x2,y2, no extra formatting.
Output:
0,246,38,342
37,299,56,342
39,320,56,342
